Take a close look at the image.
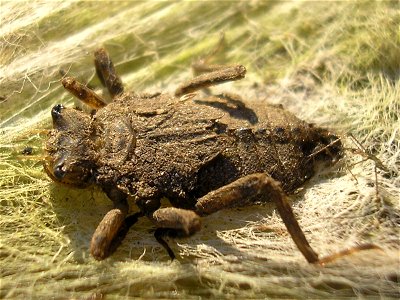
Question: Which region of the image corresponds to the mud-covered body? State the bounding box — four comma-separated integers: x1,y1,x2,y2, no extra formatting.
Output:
92,92,339,212
44,47,351,262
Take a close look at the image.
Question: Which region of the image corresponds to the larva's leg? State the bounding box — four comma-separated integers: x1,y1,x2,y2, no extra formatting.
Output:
62,77,107,109
150,207,201,259
94,47,124,98
90,187,143,260
174,65,246,97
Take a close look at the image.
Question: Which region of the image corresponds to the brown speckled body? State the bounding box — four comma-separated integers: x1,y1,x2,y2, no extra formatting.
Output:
92,92,339,211
44,47,347,262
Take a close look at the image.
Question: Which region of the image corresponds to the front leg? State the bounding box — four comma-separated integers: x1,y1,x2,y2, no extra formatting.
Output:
90,187,142,260
62,77,107,109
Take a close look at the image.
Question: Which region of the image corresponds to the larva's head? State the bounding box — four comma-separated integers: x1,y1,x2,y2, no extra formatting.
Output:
44,104,97,188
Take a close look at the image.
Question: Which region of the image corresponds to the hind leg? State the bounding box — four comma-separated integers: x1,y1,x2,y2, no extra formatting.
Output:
195,173,380,264
174,65,246,97
174,34,246,97
195,173,320,263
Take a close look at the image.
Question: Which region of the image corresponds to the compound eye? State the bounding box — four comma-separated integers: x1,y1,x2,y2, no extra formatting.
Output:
51,104,64,120
51,104,69,129
53,164,66,180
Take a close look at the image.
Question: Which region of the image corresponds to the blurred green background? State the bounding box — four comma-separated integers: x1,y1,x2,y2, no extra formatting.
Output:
1,1,399,299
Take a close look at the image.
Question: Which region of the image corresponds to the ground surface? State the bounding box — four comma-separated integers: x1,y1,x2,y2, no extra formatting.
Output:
1,1,399,299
